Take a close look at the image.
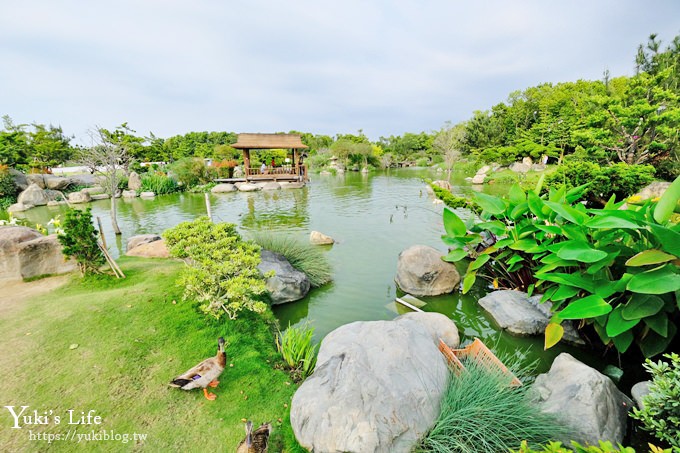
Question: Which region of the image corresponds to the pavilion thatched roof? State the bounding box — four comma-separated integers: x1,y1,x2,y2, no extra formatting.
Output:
232,133,308,150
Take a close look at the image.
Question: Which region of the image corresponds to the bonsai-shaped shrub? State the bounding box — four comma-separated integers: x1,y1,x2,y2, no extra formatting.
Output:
163,217,268,319
57,207,105,275
631,352,680,448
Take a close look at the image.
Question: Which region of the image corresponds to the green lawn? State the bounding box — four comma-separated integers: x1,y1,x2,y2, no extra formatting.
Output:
0,257,300,451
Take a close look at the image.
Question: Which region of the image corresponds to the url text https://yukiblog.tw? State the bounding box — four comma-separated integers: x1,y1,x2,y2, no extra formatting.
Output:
27,429,148,445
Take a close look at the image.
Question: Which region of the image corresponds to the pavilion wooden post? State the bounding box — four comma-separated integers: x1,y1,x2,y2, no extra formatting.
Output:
293,149,298,176
243,149,251,179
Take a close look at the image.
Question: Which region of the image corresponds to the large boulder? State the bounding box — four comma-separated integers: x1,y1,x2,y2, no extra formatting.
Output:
211,183,237,193
7,202,32,213
125,239,169,258
533,353,633,446
635,181,671,201
310,231,334,245
291,313,458,453
395,245,460,296
237,183,261,192
509,162,531,173
127,171,142,191
261,181,281,191
26,174,47,189
122,189,137,198
44,175,72,190
0,226,76,281
17,183,49,206
126,234,162,252
631,381,651,410
8,168,28,191
471,174,486,184
68,191,91,204
478,290,583,344
257,250,310,304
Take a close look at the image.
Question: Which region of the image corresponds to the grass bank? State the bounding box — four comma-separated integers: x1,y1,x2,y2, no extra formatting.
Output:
0,257,300,451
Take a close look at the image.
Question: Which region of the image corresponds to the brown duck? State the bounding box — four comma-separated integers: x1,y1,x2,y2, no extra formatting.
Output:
236,420,271,453
169,337,226,400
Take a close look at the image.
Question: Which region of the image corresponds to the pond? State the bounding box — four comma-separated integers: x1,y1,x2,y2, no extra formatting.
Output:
13,168,607,374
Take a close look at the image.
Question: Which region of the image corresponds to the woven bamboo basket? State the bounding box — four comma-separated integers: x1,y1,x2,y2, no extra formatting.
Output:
438,338,522,387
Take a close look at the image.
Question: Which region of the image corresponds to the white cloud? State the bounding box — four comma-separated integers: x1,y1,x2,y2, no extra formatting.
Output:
1,0,678,140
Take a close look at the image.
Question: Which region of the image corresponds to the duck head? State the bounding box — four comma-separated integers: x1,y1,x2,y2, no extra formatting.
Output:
218,337,226,353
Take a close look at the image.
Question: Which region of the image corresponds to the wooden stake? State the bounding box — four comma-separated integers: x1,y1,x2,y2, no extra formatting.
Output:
205,193,212,222
96,216,107,250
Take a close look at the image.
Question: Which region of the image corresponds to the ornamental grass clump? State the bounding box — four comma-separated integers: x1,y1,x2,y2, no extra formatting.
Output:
250,233,332,287
416,358,567,453
140,172,179,195
163,217,268,320
276,323,318,382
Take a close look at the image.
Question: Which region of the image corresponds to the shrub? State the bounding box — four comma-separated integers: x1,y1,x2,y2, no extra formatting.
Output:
169,157,216,188
275,323,318,382
211,159,237,178
0,165,17,209
631,352,680,448
440,175,680,357
250,233,332,287
429,182,481,213
187,182,217,193
415,357,566,453
162,217,268,319
545,161,655,206
57,207,105,275
141,172,179,195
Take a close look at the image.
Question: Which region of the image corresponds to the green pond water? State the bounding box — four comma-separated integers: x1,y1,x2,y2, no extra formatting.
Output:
12,168,608,374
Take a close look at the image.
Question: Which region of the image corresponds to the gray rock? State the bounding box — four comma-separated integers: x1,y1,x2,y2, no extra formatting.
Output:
47,200,65,207
432,180,452,191
310,231,334,245
139,191,155,198
635,181,671,201
211,183,237,193
395,245,460,296
128,171,142,191
127,234,162,252
477,165,491,174
7,202,33,213
90,194,110,200
18,183,49,206
478,290,583,344
509,162,531,173
280,181,305,189
533,353,633,446
238,183,261,192
69,174,95,186
68,191,91,204
471,174,486,184
80,186,105,195
44,175,71,190
291,313,457,453
126,239,169,258
631,381,651,410
0,226,76,281
44,189,63,201
26,174,47,189
522,156,533,166
261,181,282,191
532,163,547,172
8,168,28,191
257,250,310,304
122,189,137,198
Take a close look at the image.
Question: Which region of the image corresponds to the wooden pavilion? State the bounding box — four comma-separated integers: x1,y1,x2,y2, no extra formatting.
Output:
228,133,309,182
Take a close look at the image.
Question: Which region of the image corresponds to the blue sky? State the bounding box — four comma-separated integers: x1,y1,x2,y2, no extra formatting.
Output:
1,1,678,143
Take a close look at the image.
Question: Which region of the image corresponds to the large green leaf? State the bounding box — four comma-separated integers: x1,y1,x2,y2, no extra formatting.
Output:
653,175,680,224
606,305,640,337
476,220,507,236
585,214,640,229
508,184,526,205
544,322,564,349
443,208,467,237
611,330,634,353
556,240,608,263
647,223,680,257
627,264,680,294
469,254,490,271
443,248,468,263
626,249,677,267
509,239,539,252
510,202,529,220
621,294,665,320
639,322,677,357
544,201,588,225
473,192,506,215
557,294,612,320
462,272,476,294
535,272,597,293
551,285,580,301
527,192,547,219
644,312,669,336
